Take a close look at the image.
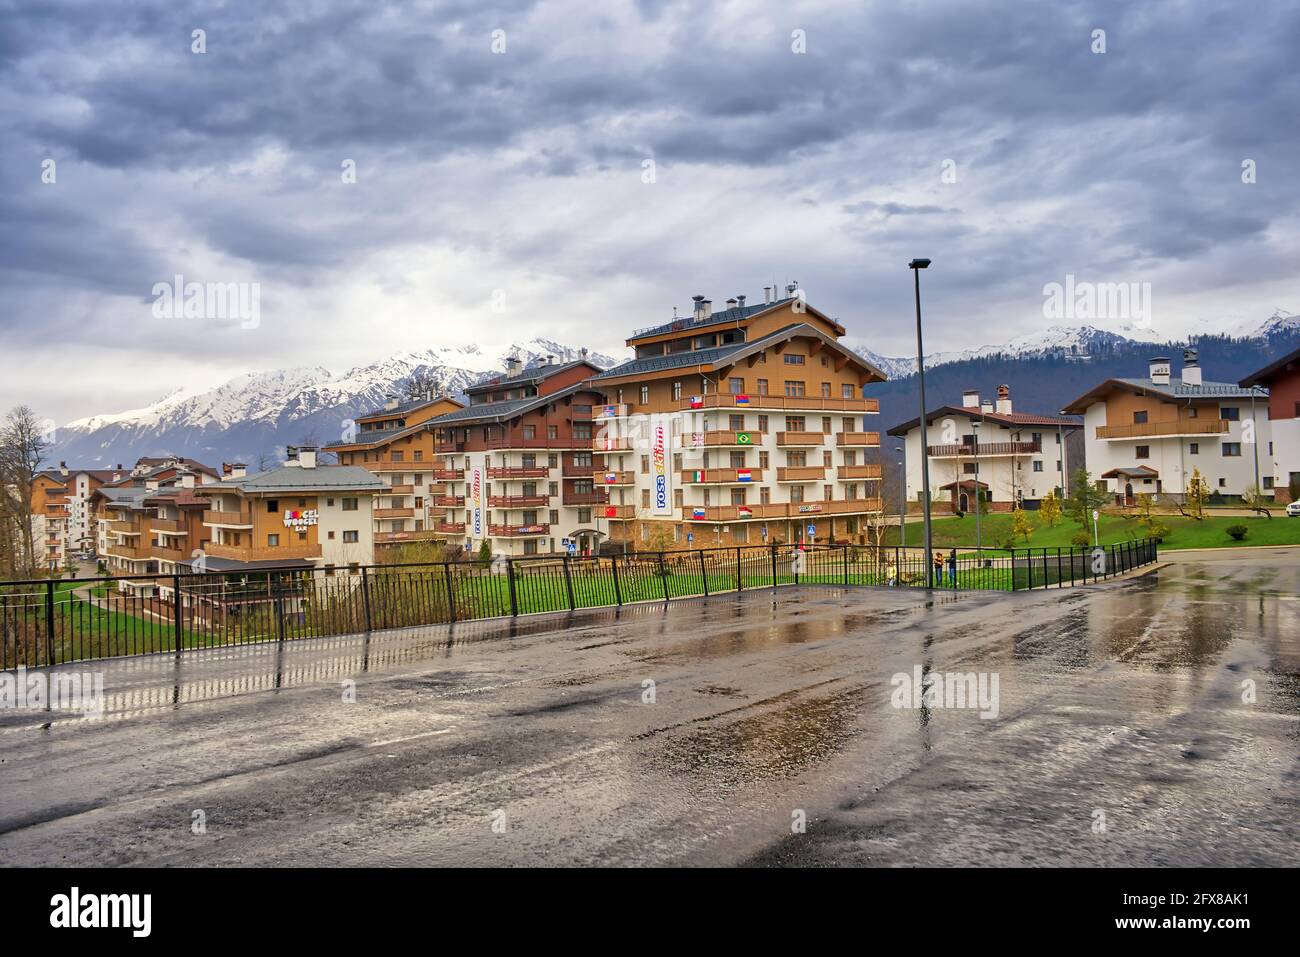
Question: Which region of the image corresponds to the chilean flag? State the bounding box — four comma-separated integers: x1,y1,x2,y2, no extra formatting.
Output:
692,507,707,519
736,469,753,482
689,395,704,409
734,394,750,405
738,505,753,518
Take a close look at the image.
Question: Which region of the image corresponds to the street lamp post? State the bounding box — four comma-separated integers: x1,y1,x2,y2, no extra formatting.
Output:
909,258,934,586
894,445,905,547
972,420,981,552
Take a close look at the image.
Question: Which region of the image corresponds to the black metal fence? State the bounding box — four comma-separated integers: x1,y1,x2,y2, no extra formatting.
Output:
0,539,1158,667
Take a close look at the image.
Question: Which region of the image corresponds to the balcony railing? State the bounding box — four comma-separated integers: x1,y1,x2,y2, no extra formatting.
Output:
374,507,415,519
592,437,636,452
927,440,1039,456
681,498,883,522
676,394,879,413
600,504,637,520
434,522,466,534
1096,419,1229,440
205,542,322,562
776,431,827,446
836,431,880,446
149,518,186,534
679,468,764,484
433,469,465,481
105,543,153,561
561,461,598,477
153,546,189,562
489,523,551,537
776,467,827,482
202,509,254,527
432,495,465,507
387,484,415,494
594,470,636,485
836,464,883,480
562,491,609,506
375,529,446,544
594,403,632,419
489,495,549,508
681,430,765,448
488,466,549,479
108,521,142,535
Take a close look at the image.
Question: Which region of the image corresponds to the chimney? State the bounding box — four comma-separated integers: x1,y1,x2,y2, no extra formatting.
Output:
580,347,588,358
726,298,738,311
981,400,994,414
1181,348,1202,387
384,395,399,411
179,471,195,489
737,295,746,309
226,462,247,479
1149,356,1171,386
545,354,554,366
763,286,771,303
59,461,68,476
701,298,712,319
995,384,1012,415
786,281,799,298
962,390,980,409
145,479,159,491
692,294,706,320
298,447,318,469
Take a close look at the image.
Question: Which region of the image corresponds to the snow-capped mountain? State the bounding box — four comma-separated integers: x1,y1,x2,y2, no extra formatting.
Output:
51,339,618,469
850,314,1295,378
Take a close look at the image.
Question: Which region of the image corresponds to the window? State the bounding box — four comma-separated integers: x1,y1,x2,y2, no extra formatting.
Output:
267,499,278,513
757,379,769,395
1222,443,1242,457
757,414,768,432
343,530,359,543
729,377,744,394
789,485,804,503
267,534,280,546
760,487,770,505
783,354,805,365
1220,406,1239,421
673,489,683,507
1133,411,1148,424
1263,476,1274,490
1033,461,1043,472
672,381,682,400
1135,445,1150,459
784,380,805,397
547,425,558,440
641,489,650,508
1189,442,1199,455
640,386,650,405
787,451,807,467
759,451,769,468
821,382,831,398
640,455,649,474
1218,478,1227,488
729,414,744,430
842,384,855,399
823,485,833,501
391,451,404,462
522,425,535,440
963,463,976,475
414,451,423,461
549,510,558,524
342,498,358,511
785,416,806,432
730,488,746,505
1188,407,1198,418
547,453,558,467
578,508,592,523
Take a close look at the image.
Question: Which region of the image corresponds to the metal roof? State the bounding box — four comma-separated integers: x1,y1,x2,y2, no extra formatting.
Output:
428,382,595,428
202,465,387,493
629,297,798,339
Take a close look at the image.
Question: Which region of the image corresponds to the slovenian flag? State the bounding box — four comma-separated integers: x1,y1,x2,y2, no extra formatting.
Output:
738,505,752,518
692,507,707,519
689,395,704,409
604,472,617,484
735,394,750,405
737,469,752,482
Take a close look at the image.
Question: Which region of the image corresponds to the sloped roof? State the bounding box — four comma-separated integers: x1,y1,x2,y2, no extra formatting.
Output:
630,297,800,340
887,404,1081,437
1239,345,1300,388
1061,376,1267,414
355,394,464,421
200,465,387,494
465,359,601,395
428,381,597,428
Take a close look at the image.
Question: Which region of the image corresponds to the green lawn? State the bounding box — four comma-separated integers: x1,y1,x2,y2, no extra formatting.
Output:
883,511,1300,551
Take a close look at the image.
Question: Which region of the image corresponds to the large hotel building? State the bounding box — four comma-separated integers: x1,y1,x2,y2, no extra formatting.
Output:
586,288,887,548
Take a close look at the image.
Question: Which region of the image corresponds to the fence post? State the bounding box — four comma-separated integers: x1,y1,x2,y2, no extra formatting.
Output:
1026,549,1033,591
443,563,457,623
562,554,576,611
698,549,709,597
843,544,849,585
172,573,184,653
658,551,670,602
736,547,742,592
360,565,373,632
44,579,55,667
506,558,518,616
770,544,778,590
610,553,623,606
274,572,285,642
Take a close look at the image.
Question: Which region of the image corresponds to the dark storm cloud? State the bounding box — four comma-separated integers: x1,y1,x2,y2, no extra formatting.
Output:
2,0,1299,420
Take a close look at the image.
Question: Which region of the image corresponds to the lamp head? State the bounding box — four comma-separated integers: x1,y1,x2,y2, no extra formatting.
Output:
908,258,931,269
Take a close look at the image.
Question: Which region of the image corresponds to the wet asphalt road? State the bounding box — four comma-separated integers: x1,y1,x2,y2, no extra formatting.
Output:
0,550,1296,867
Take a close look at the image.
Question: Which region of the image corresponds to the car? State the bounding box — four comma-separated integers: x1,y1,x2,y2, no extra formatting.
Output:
1288,501,1300,518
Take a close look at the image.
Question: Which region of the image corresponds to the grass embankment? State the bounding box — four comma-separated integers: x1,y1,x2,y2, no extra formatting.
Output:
881,511,1300,551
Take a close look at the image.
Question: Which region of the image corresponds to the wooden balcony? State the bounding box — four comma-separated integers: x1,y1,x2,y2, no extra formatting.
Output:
108,521,142,535
1096,419,1229,440
374,507,415,519
434,521,466,534
680,468,764,484
153,546,189,562
601,504,637,520
150,517,186,534
594,403,631,419
432,495,465,507
387,484,415,494
836,431,880,446
681,498,883,522
205,542,321,562
375,530,447,544
106,543,153,560
595,470,636,485
488,523,551,537
927,440,1039,457
563,491,609,506
776,467,827,482
488,466,549,479
562,461,598,477
682,430,765,448
433,469,465,481
837,464,883,480
489,495,549,508
203,509,254,527
676,394,879,413
776,431,827,446
592,437,636,452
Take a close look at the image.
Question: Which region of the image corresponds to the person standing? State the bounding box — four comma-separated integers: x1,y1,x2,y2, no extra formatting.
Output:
947,548,958,587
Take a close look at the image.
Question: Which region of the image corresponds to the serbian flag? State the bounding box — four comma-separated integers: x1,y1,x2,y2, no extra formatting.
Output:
738,505,753,518
604,472,617,484
689,470,705,482
736,469,753,482
604,506,618,518
735,394,750,405
689,395,704,409
692,507,707,519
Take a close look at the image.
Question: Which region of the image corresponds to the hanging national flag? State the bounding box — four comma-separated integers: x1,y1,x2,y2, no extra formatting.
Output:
734,394,750,405
603,405,617,417
736,469,753,482
604,506,618,518
689,470,705,482
604,472,617,484
692,507,707,519
689,395,704,409
738,505,753,518
735,432,752,444
691,432,704,447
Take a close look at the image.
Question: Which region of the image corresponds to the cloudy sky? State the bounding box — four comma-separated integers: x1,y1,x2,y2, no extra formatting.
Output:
3,0,1298,423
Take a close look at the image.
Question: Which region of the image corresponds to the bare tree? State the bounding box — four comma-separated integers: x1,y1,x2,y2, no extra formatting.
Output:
0,406,51,577
403,368,443,401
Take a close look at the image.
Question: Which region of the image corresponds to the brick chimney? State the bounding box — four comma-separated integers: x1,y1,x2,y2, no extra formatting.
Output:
995,384,1012,415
